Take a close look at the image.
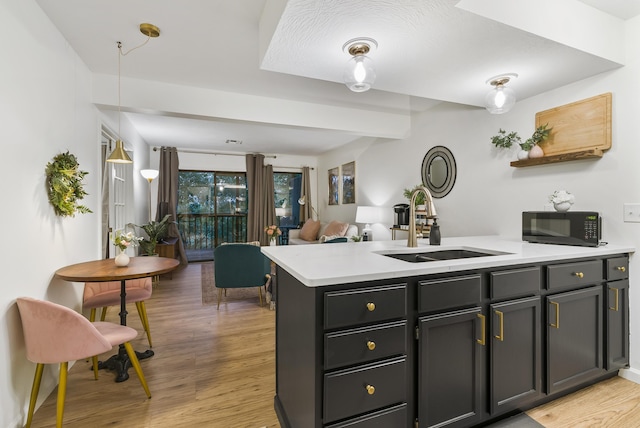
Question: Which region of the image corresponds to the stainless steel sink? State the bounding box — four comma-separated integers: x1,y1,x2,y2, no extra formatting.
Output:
382,248,508,263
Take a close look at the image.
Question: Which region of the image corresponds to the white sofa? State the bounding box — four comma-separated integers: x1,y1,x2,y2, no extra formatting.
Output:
288,222,359,245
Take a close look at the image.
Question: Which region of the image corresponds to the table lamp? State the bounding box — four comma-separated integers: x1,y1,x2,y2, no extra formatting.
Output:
355,206,383,241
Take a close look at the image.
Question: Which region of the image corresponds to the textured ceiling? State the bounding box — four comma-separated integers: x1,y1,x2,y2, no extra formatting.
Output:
35,0,640,156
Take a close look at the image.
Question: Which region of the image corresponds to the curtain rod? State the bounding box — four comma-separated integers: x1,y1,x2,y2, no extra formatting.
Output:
152,146,276,158
152,146,314,169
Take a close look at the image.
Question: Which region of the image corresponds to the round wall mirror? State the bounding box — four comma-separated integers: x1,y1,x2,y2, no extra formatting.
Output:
421,146,456,198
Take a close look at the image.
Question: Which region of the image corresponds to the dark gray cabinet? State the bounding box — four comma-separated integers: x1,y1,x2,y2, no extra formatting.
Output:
489,296,541,414
418,308,483,428
274,254,629,428
605,257,630,371
546,286,604,394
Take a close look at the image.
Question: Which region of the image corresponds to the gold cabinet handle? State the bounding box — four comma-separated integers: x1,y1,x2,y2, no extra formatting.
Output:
366,302,376,312
573,272,584,278
550,301,560,328
477,313,486,346
494,310,504,341
366,341,376,351
365,384,375,395
609,287,619,312
616,266,626,272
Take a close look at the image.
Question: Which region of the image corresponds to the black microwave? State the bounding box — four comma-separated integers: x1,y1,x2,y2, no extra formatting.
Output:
522,211,602,247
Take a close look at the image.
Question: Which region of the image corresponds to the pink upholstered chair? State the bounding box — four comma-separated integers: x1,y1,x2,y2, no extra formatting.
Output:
16,297,151,428
83,277,153,347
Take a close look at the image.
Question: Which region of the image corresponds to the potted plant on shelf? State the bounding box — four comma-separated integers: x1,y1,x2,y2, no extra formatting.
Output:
489,124,552,160
403,185,426,210
524,123,552,159
134,214,172,256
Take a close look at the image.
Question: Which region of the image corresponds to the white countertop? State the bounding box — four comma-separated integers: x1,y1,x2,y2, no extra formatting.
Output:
261,236,635,287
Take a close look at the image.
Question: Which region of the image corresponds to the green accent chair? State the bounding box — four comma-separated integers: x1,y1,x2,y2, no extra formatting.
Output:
213,243,272,309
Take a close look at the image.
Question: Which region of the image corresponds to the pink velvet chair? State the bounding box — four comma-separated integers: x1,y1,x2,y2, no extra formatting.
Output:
83,277,153,347
16,297,151,428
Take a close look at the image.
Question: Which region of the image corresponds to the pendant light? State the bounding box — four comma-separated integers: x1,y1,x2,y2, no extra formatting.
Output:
107,23,160,163
484,73,517,114
343,38,377,93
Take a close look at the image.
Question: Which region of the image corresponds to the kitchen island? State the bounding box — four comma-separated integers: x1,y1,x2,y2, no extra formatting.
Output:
262,236,634,428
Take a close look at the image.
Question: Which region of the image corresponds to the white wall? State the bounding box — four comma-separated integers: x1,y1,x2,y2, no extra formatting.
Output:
1,2,152,426
317,15,640,381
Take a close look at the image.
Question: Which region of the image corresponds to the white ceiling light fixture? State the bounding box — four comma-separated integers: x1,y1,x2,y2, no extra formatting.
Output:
484,73,518,114
343,38,377,93
107,23,160,163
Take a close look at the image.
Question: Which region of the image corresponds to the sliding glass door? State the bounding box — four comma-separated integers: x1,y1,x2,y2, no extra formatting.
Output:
177,171,247,262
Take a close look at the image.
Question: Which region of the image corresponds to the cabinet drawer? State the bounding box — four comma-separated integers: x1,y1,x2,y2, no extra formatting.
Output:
418,274,481,313
324,357,406,424
325,403,407,428
547,260,602,290
325,321,407,370
606,257,629,281
325,284,406,330
490,267,540,300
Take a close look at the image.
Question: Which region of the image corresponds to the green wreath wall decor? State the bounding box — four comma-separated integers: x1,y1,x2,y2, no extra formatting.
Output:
45,151,92,217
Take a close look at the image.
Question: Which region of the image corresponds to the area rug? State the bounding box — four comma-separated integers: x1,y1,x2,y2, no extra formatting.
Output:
201,262,263,305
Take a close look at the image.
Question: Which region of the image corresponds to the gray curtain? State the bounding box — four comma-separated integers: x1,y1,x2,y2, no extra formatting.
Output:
263,165,276,245
300,166,312,222
246,154,276,245
157,147,188,266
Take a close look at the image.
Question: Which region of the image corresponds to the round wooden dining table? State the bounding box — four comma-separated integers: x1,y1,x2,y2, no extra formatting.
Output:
55,256,180,382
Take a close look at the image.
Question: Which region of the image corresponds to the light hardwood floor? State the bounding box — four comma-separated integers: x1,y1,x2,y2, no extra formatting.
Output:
26,263,640,427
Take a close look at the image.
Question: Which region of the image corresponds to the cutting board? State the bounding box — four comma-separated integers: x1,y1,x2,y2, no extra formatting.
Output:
536,93,611,157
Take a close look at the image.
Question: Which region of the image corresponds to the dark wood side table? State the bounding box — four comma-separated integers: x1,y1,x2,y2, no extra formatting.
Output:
156,237,179,259
55,257,179,382
156,237,179,279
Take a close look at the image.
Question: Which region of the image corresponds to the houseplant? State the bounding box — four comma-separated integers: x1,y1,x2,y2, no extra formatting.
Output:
489,124,552,159
135,214,172,255
403,184,426,208
490,129,521,150
524,123,552,158
45,151,92,217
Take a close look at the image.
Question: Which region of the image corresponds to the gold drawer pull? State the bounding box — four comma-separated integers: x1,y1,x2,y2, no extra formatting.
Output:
494,310,504,342
609,287,620,312
367,341,376,351
477,313,486,346
617,266,626,272
365,384,375,395
550,301,560,329
574,272,584,278
366,302,376,312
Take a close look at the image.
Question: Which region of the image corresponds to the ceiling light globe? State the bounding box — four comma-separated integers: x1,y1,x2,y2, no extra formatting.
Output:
484,85,516,114
344,55,376,92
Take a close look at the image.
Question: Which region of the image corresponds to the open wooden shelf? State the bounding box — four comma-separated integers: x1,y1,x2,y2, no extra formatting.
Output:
510,148,604,168
509,93,611,168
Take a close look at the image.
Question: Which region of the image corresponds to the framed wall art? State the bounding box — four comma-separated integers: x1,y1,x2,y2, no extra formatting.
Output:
341,161,355,204
328,167,339,205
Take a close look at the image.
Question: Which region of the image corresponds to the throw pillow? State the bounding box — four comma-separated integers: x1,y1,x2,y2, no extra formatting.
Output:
324,220,349,236
299,219,321,241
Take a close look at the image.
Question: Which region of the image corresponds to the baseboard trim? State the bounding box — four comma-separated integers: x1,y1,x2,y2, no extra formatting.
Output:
619,367,640,384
